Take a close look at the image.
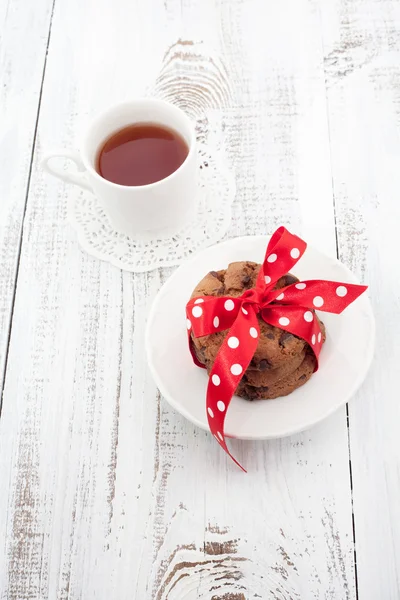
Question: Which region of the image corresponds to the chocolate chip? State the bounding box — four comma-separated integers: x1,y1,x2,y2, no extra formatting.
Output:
242,274,251,285
279,332,294,346
197,346,206,362
259,359,271,370
282,274,298,286
192,343,206,365
209,270,223,281
266,333,275,340
298,374,307,381
259,386,269,393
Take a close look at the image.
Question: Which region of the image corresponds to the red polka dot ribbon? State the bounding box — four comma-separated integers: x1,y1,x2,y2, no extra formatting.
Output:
186,227,367,471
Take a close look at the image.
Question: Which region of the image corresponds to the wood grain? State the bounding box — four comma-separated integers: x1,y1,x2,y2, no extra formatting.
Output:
0,0,54,397
0,0,397,597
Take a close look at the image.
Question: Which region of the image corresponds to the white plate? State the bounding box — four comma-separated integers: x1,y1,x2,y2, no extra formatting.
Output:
145,236,375,440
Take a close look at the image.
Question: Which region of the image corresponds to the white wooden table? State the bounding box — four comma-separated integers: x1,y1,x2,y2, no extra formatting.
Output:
0,0,399,598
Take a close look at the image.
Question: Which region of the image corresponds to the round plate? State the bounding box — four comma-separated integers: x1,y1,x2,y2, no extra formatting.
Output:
145,236,375,439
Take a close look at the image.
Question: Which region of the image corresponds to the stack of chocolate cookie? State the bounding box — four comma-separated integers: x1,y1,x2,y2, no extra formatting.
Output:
190,261,325,400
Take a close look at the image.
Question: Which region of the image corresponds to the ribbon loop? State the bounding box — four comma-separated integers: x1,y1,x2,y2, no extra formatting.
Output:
256,226,307,290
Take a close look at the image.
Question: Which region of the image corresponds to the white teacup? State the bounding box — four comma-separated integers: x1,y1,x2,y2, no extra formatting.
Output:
42,99,197,239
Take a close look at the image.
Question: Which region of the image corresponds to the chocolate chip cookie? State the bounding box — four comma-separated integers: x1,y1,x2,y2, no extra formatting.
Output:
190,260,326,401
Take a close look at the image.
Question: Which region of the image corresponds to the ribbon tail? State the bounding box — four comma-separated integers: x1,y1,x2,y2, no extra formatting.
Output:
226,451,247,473
206,305,260,471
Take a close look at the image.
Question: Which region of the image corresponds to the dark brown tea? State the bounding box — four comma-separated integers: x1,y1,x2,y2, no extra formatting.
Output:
96,123,189,186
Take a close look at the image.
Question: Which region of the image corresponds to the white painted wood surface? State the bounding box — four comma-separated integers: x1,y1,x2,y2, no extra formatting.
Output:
0,0,397,598
321,2,400,596
0,0,54,389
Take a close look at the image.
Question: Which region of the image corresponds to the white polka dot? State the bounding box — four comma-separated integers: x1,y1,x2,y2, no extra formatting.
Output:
249,327,258,338
313,296,324,308
267,253,277,263
230,364,243,376
336,285,348,297
192,305,203,318
212,374,220,386
217,401,225,412
296,283,306,290
318,332,322,343
224,299,235,311
217,431,224,441
208,407,214,418
242,307,248,315
214,434,221,444
264,275,272,284
228,336,240,349
311,334,316,345
290,248,300,259
186,319,192,330
213,316,219,328
276,292,285,301
278,316,290,326
194,298,204,304
304,310,313,322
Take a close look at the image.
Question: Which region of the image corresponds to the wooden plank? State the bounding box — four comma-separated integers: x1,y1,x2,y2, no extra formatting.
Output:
0,0,54,394
0,0,358,598
321,0,400,596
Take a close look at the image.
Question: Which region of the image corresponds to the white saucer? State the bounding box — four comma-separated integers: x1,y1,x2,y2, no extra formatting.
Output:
145,236,375,440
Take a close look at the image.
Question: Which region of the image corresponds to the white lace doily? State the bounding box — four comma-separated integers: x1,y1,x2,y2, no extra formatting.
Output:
67,145,235,273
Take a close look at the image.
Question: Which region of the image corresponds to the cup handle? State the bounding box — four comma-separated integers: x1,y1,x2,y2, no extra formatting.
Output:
41,150,93,192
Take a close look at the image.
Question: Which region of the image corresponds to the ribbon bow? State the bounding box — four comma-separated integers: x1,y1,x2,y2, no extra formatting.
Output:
186,227,367,471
